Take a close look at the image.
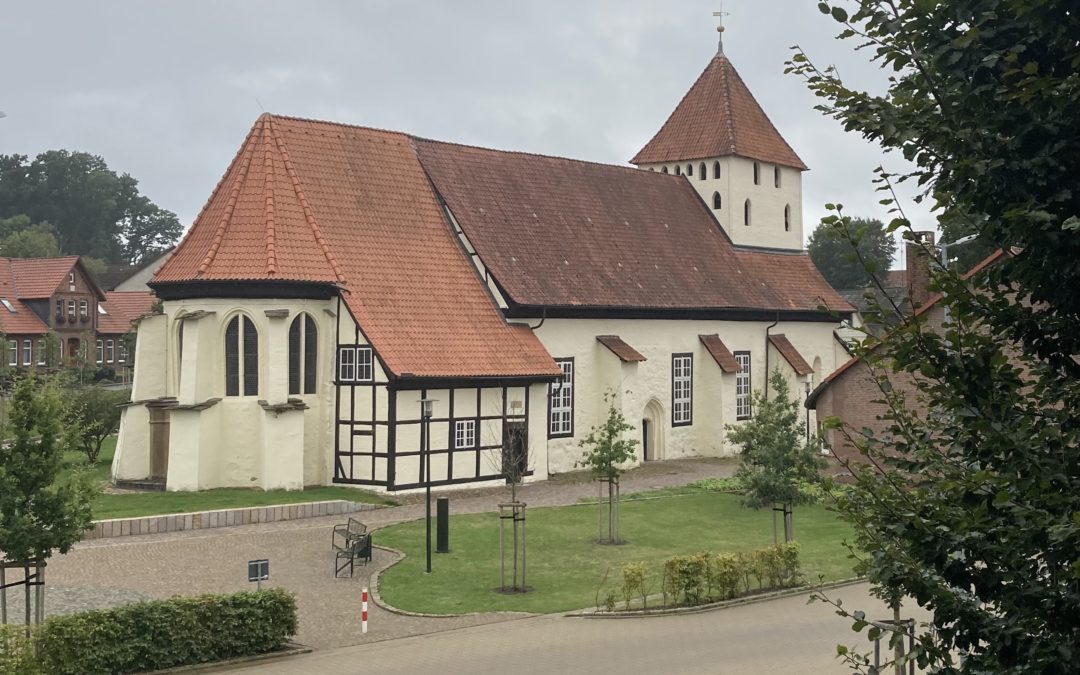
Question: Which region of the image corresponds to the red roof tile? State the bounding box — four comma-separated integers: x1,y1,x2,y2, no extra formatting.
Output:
415,138,850,313
0,259,49,334
99,291,157,334
155,115,559,380
768,334,814,376
699,334,739,373
7,256,83,298
596,335,647,362
631,55,807,170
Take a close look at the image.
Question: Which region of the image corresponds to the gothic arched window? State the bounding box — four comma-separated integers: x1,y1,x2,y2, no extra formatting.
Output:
712,192,722,210
698,162,706,180
289,313,318,395
744,199,752,226
225,314,258,396
713,161,721,179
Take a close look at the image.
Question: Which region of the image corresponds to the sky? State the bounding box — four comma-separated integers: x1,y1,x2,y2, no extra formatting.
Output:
1,0,932,266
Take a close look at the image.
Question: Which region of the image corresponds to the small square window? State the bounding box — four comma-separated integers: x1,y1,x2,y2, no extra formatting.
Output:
454,419,477,449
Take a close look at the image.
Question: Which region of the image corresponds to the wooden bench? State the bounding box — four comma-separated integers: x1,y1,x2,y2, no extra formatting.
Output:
333,517,373,578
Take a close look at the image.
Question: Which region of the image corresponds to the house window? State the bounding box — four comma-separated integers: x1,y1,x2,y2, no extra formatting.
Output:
96,339,104,364
774,166,782,188
55,299,63,317
698,162,706,180
712,192,722,210
225,314,259,396
784,204,791,231
79,300,88,319
753,162,761,185
21,340,31,366
744,199,751,226
119,340,129,363
548,358,574,438
36,339,45,366
337,346,373,383
735,351,752,420
105,339,114,363
67,300,76,318
672,354,693,426
288,314,318,395
713,161,721,179
454,419,477,449
68,272,75,291
7,340,16,367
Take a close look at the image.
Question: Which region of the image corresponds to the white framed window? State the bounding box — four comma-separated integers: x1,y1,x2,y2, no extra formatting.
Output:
337,346,356,382
36,339,45,366
735,351,752,420
67,300,76,317
7,340,16,367
96,339,104,364
454,419,477,449
672,354,693,426
119,341,129,363
21,340,31,366
68,271,75,291
224,314,259,397
548,358,574,438
105,339,114,363
356,347,373,382
337,346,373,383
79,299,88,318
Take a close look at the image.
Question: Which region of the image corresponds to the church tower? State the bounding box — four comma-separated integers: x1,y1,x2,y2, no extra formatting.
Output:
631,38,807,251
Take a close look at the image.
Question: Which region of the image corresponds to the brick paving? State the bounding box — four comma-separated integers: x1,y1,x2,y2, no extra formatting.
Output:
42,458,734,649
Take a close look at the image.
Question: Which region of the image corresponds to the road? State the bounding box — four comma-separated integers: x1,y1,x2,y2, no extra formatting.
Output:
219,582,924,674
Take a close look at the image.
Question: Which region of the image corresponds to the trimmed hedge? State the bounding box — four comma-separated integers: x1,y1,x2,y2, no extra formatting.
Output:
0,625,37,675
34,588,297,675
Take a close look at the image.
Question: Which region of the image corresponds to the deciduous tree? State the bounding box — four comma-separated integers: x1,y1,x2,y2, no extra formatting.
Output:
807,216,896,290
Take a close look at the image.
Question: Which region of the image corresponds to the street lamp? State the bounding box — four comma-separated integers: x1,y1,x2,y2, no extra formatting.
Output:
419,397,435,574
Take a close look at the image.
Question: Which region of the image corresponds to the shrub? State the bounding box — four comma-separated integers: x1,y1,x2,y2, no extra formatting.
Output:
709,553,742,600
621,562,646,610
652,543,804,609
0,625,39,675
34,589,297,675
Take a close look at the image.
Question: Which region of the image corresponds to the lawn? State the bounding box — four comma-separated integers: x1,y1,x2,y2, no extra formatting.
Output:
62,436,396,520
375,492,856,615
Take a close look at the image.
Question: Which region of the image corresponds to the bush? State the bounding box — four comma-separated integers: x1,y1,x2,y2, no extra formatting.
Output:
0,625,39,675
34,589,297,675
709,553,742,600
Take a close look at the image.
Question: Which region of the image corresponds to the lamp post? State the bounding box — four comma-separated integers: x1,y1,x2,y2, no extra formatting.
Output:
419,398,435,574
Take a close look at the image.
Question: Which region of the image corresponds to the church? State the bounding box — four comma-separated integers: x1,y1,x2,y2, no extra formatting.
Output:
113,42,853,493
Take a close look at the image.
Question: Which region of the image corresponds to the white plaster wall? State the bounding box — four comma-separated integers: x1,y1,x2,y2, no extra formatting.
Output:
113,313,167,482
531,317,841,474
113,404,150,480
642,156,804,250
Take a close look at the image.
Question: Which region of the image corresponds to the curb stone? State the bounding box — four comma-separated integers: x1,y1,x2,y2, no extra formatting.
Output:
136,642,312,673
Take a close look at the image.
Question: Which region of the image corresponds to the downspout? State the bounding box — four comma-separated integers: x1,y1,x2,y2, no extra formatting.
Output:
528,306,547,331
764,312,779,400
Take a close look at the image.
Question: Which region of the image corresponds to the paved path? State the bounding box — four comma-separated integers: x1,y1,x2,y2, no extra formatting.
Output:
216,582,927,674
45,458,734,648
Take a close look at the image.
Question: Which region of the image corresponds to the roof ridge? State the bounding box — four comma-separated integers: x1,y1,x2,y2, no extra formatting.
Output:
630,56,719,165
719,57,737,155
197,121,258,277
263,116,278,276
723,60,805,169
266,116,347,283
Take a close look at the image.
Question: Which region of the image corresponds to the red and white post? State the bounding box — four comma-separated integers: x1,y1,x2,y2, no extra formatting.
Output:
361,587,369,635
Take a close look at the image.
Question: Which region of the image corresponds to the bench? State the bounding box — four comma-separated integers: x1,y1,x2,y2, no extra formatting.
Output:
333,517,373,578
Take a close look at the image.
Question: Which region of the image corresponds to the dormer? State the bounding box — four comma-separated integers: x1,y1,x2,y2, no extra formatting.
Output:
631,51,807,250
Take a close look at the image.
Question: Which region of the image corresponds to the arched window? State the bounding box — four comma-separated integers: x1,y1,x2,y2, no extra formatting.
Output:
661,166,669,174
649,167,655,171
712,192,722,210
774,166,782,188
225,314,258,396
698,162,706,180
744,199,751,226
686,163,693,176
784,204,791,231
674,165,681,176
713,161,721,179
289,313,318,395
753,162,761,185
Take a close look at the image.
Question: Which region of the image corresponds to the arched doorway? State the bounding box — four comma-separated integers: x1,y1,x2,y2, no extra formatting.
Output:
642,399,665,461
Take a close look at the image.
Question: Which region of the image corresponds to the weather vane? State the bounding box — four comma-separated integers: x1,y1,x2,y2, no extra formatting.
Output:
712,2,729,55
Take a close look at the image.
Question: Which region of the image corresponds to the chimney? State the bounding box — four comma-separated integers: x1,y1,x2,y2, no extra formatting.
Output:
906,231,935,309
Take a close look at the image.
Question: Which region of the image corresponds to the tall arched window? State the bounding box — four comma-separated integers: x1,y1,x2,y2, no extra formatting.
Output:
661,166,669,174
713,161,721,179
774,166,782,188
753,162,761,185
698,162,706,180
744,199,752,226
712,192,722,210
686,163,693,176
784,204,791,231
225,314,258,396
289,313,318,395
674,165,681,176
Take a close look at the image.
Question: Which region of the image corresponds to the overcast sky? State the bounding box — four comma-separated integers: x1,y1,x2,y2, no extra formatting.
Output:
2,1,932,266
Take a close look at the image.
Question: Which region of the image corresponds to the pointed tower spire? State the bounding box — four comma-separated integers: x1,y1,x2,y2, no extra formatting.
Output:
712,5,728,56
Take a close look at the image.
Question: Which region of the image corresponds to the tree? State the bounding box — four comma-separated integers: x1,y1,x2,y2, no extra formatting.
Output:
790,1,1080,672
63,386,127,464
807,216,896,290
726,370,825,543
577,391,637,544
0,151,181,265
0,221,60,258
0,375,95,565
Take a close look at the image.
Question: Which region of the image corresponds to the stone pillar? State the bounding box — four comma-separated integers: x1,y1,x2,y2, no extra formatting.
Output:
114,313,167,482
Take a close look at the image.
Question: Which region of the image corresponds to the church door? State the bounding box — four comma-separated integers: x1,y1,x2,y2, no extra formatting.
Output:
642,419,653,461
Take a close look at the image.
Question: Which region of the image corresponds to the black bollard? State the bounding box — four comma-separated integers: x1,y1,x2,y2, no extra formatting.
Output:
436,497,450,553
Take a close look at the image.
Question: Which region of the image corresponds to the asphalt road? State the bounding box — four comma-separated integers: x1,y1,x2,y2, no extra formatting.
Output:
218,582,925,675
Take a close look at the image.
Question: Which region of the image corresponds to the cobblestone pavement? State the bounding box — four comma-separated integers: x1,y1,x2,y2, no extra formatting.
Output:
44,457,734,649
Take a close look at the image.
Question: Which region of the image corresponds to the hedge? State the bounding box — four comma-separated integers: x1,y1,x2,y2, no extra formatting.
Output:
33,588,297,675
0,625,37,675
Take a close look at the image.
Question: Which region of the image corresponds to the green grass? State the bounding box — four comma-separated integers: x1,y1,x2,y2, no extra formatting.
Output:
376,492,856,615
62,436,395,519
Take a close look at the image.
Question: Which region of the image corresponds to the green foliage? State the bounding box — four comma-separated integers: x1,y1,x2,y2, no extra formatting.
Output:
0,151,181,265
63,386,128,463
807,216,896,290
0,221,59,258
577,390,638,480
33,588,297,675
792,1,1080,672
726,370,826,511
709,553,742,600
621,562,646,609
0,375,95,563
0,625,38,675
649,544,802,610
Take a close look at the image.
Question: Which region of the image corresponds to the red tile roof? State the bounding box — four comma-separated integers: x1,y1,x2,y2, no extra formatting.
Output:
415,138,849,313
0,259,49,334
156,115,559,380
99,291,157,334
7,256,82,298
699,334,739,373
631,55,807,170
596,335,647,362
768,334,814,376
